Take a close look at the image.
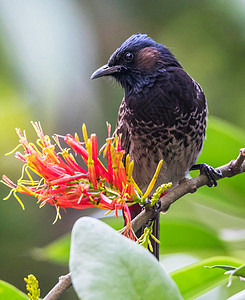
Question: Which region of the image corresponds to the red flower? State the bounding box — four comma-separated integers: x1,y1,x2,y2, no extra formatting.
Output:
1,122,141,238
2,122,168,240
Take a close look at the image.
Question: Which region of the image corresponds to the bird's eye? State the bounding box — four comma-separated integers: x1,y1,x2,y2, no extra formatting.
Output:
124,52,134,62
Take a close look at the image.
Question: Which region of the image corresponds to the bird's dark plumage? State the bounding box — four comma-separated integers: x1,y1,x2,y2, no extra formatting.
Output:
92,33,207,190
91,33,217,258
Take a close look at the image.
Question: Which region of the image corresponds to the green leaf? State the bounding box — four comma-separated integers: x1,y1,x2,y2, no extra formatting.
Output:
0,280,28,300
233,264,245,278
159,218,228,256
170,256,244,299
199,116,245,167
195,116,245,217
30,234,70,265
69,217,183,300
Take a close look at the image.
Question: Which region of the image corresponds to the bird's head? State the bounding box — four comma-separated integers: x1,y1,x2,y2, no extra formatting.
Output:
91,33,181,94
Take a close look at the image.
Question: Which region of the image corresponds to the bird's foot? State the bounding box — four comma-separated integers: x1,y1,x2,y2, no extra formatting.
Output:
190,163,223,187
144,197,151,206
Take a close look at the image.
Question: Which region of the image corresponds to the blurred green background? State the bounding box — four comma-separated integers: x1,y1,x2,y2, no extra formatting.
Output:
0,1,245,299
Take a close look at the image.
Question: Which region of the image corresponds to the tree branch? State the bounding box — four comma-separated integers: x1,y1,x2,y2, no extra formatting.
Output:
43,273,72,300
42,148,245,300
131,148,245,233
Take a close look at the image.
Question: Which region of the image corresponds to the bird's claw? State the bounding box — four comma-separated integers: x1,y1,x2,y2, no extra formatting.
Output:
153,199,161,212
144,197,152,206
190,163,223,187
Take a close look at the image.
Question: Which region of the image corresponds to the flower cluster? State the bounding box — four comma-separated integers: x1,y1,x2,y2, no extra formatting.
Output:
2,122,170,240
24,274,40,300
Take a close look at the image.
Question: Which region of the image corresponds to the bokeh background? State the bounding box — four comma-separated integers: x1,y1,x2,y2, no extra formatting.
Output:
0,1,245,299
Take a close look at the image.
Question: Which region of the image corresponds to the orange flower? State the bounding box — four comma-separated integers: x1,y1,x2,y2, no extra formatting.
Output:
2,122,167,239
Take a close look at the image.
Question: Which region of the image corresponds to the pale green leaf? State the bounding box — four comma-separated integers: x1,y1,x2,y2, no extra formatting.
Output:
69,217,183,300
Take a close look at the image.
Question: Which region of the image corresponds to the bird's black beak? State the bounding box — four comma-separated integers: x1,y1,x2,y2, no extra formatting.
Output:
90,64,122,79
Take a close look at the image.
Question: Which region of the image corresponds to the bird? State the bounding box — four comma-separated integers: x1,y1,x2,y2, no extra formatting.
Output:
91,33,221,259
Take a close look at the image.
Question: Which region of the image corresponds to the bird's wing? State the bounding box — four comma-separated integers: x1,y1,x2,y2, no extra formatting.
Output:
142,68,206,127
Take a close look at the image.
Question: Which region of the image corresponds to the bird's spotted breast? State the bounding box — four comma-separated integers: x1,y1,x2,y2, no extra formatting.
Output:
117,78,207,190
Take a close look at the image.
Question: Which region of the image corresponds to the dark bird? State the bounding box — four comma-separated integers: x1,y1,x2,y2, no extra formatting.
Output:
91,33,221,258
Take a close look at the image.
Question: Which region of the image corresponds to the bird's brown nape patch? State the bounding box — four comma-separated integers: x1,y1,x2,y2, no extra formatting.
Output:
136,47,160,70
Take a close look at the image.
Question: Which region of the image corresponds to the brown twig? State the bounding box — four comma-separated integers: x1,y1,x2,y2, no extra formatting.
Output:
228,148,245,174
43,148,245,300
43,273,72,300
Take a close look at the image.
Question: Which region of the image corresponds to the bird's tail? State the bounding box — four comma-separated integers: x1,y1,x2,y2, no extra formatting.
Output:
126,203,160,260
150,213,160,260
